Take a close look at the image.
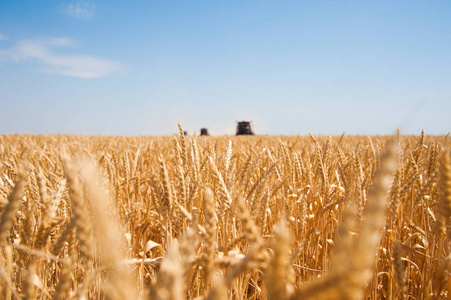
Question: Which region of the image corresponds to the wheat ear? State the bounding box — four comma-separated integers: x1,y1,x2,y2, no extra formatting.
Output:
0,164,27,245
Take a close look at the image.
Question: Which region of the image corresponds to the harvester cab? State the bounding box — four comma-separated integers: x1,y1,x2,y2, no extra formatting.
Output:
236,121,254,135
200,128,209,136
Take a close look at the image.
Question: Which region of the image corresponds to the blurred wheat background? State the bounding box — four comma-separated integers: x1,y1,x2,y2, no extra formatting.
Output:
0,127,450,299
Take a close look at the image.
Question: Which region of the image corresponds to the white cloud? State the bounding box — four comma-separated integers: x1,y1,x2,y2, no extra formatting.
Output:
0,32,8,41
0,38,123,78
66,2,95,19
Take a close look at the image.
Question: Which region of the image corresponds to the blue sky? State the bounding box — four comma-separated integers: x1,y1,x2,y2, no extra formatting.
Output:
0,1,450,136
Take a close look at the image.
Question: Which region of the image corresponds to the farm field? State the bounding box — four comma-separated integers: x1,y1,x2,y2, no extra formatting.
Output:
0,130,450,299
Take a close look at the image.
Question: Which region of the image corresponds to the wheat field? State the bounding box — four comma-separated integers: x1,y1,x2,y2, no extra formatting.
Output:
0,127,450,299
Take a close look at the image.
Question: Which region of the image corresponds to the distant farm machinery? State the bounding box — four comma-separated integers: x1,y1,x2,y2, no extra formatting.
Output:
200,128,209,136
200,122,255,136
182,121,255,136
236,121,254,135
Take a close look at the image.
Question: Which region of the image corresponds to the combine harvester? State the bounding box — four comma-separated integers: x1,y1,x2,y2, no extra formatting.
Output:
236,121,255,135
200,128,210,136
